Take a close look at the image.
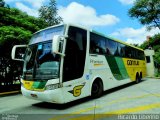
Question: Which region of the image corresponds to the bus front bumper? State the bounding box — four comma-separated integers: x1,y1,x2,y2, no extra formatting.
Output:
21,86,65,104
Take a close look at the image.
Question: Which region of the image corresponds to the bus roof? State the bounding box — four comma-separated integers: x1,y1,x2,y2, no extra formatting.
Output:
32,23,144,51
32,23,66,35
66,23,144,51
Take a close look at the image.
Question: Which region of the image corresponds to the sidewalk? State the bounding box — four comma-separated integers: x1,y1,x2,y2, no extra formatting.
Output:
146,76,160,79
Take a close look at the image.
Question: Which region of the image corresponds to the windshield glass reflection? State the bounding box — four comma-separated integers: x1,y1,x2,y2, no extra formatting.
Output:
23,42,60,81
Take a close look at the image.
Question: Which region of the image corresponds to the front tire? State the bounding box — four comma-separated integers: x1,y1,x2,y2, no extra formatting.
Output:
91,80,103,98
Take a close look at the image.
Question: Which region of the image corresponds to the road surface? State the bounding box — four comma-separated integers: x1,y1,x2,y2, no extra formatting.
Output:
0,78,160,120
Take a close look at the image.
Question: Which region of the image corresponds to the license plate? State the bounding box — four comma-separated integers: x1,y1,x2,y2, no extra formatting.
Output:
31,94,38,98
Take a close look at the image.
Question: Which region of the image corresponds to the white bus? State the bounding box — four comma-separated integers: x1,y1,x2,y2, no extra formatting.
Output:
12,24,146,103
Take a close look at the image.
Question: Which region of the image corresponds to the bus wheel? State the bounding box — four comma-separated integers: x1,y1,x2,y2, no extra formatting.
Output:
135,74,141,84
91,80,103,98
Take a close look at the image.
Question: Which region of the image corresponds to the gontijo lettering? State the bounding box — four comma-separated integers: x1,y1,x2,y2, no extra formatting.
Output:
127,60,139,65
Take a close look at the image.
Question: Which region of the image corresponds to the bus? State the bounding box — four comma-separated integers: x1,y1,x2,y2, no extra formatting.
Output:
12,24,146,103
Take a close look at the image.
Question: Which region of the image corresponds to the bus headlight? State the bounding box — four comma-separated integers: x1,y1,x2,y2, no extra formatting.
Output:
45,83,61,90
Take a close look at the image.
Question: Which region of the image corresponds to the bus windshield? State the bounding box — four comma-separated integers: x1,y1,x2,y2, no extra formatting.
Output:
22,25,65,81
23,41,60,81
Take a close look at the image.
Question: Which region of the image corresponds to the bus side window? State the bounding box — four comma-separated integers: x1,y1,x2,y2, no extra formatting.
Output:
90,33,106,54
119,43,125,57
105,39,111,55
125,46,132,58
107,40,117,56
90,40,98,53
114,45,120,56
63,26,87,82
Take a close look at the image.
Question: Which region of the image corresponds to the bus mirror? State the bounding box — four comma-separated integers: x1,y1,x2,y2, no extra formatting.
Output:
52,35,65,57
11,45,27,61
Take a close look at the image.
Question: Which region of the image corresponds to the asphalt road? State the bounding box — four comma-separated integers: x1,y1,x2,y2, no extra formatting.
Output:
0,78,160,120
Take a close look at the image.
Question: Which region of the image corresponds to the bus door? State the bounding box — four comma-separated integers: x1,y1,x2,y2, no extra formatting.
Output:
62,26,88,102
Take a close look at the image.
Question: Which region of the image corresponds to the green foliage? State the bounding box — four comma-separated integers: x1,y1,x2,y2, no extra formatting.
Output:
139,41,148,49
0,0,62,83
0,26,31,42
140,33,160,64
39,0,63,26
155,72,160,77
0,0,5,7
0,4,48,82
0,26,31,50
0,29,30,58
0,7,48,58
154,50,160,64
0,0,9,8
0,7,47,32
128,0,160,30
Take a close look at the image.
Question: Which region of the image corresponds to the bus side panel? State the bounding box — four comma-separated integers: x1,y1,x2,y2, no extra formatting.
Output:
122,58,146,81
115,57,129,79
105,56,129,80
105,56,123,80
89,55,131,92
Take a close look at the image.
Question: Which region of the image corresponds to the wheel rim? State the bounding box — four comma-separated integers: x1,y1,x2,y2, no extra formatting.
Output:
92,83,99,94
136,75,140,83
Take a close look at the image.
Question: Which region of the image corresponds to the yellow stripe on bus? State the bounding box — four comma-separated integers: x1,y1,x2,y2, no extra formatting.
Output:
22,80,34,90
94,64,104,67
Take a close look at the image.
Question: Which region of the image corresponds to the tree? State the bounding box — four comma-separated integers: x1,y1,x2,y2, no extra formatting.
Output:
0,7,47,47
0,7,48,56
140,33,160,64
128,0,160,30
0,0,5,7
39,0,63,26
0,0,9,8
0,6,48,85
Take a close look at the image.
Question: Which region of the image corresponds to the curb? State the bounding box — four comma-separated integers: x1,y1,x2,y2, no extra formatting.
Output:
146,76,160,79
0,90,21,96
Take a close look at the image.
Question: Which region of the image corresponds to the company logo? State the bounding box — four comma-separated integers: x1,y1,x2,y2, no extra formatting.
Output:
90,59,104,66
127,60,139,65
90,59,103,64
24,81,30,85
23,80,33,90
68,85,84,97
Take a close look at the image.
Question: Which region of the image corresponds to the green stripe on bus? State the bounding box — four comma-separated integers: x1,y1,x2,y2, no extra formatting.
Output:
105,56,123,80
115,57,129,79
32,81,47,89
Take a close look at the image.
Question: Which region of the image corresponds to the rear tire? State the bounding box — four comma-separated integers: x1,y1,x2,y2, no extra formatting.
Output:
91,80,103,98
135,74,141,84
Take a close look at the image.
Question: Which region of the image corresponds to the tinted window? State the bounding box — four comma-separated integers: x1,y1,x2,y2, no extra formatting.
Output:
119,43,125,57
139,51,145,60
90,33,106,54
63,26,87,82
89,32,145,60
146,56,150,63
107,40,118,56
133,49,138,59
114,42,120,56
125,46,132,58
124,46,145,60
